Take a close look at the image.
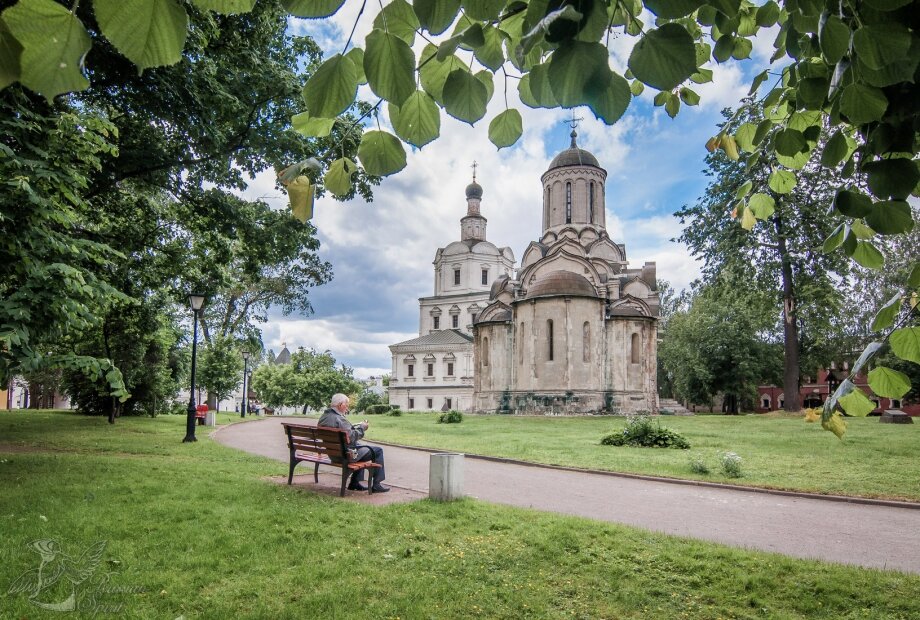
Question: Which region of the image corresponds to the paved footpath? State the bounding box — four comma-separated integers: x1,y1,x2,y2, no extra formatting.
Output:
214,417,920,575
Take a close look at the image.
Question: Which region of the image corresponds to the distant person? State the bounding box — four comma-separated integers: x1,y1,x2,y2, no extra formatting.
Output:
318,393,389,493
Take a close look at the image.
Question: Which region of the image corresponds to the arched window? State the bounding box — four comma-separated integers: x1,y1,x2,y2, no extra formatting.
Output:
565,183,572,224
761,395,771,410
544,187,551,229
589,182,595,223
582,322,590,363
630,333,640,364
482,337,489,367
519,322,525,364
547,320,554,361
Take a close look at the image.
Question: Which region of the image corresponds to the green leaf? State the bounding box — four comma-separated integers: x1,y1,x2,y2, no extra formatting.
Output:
871,294,902,332
459,22,485,49
365,29,415,106
488,108,523,149
864,0,913,8
822,223,848,253
523,63,559,108
3,0,91,99
850,220,875,239
797,77,829,109
373,0,420,45
442,69,488,124
462,0,503,21
732,37,753,60
890,328,920,364
93,0,189,70
767,169,796,194
833,189,872,218
773,128,806,156
850,241,884,269
587,71,630,125
345,47,366,84
323,158,356,198
734,123,756,152
868,367,910,399
708,0,740,18
357,130,407,176
475,69,494,102
735,180,753,199
664,92,680,118
821,130,850,167
853,24,912,71
628,23,697,91
713,34,734,63
302,53,357,118
645,0,705,19
413,0,461,35
191,0,255,13
287,176,314,222
838,388,876,417
291,112,335,138
517,73,540,108
910,264,920,289
748,69,768,95
0,18,22,89
748,193,775,219
864,159,920,201
281,0,346,18
690,67,714,84
679,87,700,106
864,200,914,235
389,90,440,147
418,43,467,104
755,1,779,27
629,80,645,96
840,84,888,125
753,119,773,146
548,41,611,108
473,24,505,71
518,5,582,60
819,14,849,65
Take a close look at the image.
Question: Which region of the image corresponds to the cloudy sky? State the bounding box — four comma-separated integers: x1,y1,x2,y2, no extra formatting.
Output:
239,7,778,378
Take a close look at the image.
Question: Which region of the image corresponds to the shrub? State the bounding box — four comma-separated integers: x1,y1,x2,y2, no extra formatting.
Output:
601,415,690,449
437,410,463,424
388,408,402,416
390,404,401,412
719,452,743,478
354,390,383,413
688,455,710,475
365,404,391,415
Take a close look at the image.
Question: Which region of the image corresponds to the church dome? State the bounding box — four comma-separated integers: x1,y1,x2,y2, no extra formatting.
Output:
548,130,600,170
465,180,483,199
525,270,598,300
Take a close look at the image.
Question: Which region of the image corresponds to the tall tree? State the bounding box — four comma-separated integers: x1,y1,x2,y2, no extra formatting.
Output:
250,348,362,413
677,106,851,411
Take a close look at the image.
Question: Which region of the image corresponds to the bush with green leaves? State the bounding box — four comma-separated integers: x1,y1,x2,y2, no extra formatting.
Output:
388,409,402,417
688,455,711,475
354,390,384,413
719,452,744,478
437,410,463,424
365,404,391,415
601,415,690,449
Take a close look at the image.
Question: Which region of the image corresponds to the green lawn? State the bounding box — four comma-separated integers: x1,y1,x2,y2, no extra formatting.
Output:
358,412,920,502
1,410,919,619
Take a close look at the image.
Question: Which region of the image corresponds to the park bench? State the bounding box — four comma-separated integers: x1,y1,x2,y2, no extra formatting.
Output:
282,423,381,496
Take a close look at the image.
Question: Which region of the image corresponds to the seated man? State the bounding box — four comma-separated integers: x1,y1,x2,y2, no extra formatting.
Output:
318,393,389,493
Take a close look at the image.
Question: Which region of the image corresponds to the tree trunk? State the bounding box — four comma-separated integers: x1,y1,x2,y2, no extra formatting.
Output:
774,208,801,412
207,392,218,410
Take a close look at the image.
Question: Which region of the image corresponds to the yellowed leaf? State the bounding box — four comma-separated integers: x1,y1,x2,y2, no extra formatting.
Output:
288,175,315,222
720,134,739,160
821,412,847,439
803,408,820,423
705,135,721,152
740,206,756,230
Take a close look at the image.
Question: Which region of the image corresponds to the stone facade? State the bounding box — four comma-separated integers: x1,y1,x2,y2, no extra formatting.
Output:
472,132,660,414
389,179,516,411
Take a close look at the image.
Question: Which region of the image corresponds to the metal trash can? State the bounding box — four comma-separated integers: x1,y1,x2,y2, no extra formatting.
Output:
429,453,464,501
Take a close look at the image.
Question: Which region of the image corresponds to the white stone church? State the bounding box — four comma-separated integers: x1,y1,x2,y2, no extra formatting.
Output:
389,132,660,414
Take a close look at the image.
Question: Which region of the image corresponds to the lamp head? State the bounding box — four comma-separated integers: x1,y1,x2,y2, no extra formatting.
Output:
242,350,251,360
188,294,206,312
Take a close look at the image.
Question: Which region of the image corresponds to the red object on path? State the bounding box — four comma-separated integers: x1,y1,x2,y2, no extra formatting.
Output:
195,404,208,422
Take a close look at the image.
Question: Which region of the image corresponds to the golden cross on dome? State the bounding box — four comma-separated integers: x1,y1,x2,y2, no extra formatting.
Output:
471,160,478,182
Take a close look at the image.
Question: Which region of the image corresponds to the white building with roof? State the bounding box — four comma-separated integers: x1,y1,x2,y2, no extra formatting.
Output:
388,175,515,411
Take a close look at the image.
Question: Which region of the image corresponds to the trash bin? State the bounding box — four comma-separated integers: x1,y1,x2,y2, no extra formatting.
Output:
429,453,464,501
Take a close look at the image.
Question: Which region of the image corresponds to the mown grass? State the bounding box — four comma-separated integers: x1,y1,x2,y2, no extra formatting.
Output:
357,412,920,502
2,410,919,619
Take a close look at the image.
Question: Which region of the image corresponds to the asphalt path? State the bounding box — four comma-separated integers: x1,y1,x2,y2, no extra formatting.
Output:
213,416,920,574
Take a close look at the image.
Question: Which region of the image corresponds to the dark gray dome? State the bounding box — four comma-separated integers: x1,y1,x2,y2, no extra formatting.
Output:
548,130,600,170
525,271,598,300
465,181,483,199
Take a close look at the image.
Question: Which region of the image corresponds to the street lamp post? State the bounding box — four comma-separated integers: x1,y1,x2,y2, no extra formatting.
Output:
241,350,250,418
183,294,206,443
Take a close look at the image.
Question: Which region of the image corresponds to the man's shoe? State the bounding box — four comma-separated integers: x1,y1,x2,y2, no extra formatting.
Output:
371,484,390,493
348,482,368,491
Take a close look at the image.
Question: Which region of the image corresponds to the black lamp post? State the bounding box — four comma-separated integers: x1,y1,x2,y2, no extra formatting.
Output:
183,293,206,443
827,367,841,402
241,350,250,418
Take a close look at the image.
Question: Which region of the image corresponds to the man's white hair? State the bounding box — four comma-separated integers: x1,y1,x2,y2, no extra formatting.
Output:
330,393,349,407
